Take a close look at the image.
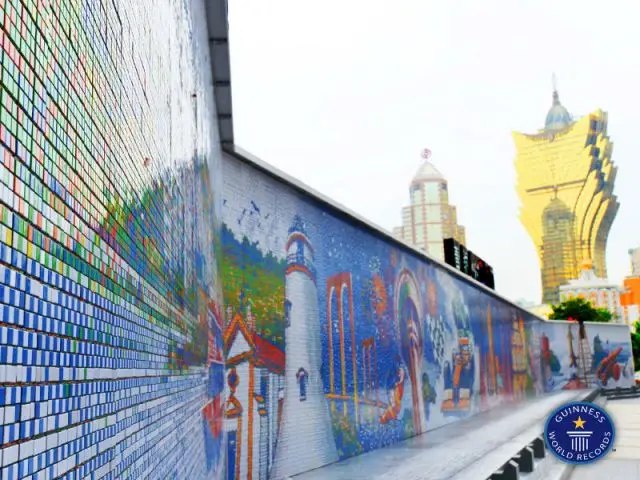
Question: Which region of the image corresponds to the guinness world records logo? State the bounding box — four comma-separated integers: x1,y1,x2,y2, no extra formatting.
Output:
544,401,615,465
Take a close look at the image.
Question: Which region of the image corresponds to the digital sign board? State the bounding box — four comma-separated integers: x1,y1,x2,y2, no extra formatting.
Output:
443,238,495,290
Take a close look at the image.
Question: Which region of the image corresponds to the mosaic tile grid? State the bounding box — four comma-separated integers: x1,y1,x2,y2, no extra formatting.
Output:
0,0,224,479
219,153,635,479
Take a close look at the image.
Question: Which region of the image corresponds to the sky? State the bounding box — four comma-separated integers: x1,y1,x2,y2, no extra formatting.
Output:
226,0,640,304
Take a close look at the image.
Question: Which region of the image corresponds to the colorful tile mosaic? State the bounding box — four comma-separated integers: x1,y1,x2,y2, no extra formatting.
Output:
0,0,224,478
220,154,635,479
0,0,634,479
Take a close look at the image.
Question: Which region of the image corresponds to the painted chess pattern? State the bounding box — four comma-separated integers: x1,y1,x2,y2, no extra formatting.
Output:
220,154,634,480
0,1,224,479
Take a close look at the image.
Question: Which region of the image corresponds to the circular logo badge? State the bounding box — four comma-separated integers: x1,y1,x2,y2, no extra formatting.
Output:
544,401,615,465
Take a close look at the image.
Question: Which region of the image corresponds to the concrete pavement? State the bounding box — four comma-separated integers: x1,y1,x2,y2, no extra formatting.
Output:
567,396,640,480
292,390,594,480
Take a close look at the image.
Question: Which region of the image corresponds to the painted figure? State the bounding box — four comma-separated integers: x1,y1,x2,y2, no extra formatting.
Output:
511,316,529,399
441,298,475,416
380,359,407,424
540,334,555,391
564,323,594,389
296,367,309,401
595,346,623,386
441,335,474,415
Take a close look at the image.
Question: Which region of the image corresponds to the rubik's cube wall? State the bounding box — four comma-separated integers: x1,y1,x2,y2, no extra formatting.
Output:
0,0,225,478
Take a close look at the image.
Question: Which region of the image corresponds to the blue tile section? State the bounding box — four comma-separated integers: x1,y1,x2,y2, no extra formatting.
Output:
0,0,225,478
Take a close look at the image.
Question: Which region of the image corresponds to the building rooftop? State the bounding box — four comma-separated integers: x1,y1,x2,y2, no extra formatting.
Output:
204,0,234,146
544,89,572,131
412,160,445,183
411,149,446,184
561,259,619,289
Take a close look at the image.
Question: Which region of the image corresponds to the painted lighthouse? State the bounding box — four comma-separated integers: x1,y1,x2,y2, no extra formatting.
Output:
270,216,338,478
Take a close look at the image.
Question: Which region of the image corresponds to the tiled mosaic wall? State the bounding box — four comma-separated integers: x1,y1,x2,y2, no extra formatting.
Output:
0,0,224,479
221,152,634,479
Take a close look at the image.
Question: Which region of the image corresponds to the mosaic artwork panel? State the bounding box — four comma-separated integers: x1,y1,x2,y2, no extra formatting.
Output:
0,0,224,479
221,153,633,479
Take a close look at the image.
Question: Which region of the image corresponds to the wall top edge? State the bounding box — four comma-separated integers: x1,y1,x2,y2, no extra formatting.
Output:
544,319,630,328
204,0,234,145
223,144,555,321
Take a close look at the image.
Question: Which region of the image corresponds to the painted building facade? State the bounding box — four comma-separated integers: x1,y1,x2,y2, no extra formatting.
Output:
534,320,632,391
393,149,466,262
513,87,619,304
559,259,623,322
224,306,285,480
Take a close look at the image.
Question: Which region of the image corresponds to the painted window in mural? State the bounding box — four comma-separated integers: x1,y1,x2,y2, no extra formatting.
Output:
297,367,309,401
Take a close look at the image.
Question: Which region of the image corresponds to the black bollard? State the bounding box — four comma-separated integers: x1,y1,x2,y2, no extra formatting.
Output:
530,437,545,459
489,460,519,480
513,446,534,473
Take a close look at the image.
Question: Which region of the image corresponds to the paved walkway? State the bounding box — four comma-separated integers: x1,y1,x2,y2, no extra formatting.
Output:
292,390,594,480
567,396,640,480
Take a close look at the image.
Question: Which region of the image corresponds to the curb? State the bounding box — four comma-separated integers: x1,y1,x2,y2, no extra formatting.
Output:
487,389,598,480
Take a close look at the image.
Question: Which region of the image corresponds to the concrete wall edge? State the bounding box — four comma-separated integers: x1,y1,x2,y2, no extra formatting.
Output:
204,0,234,146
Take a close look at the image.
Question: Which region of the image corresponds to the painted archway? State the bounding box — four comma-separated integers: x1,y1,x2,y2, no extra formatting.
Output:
395,269,426,434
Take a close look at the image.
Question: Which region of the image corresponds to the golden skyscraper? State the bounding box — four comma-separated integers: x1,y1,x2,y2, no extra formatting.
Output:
513,87,619,304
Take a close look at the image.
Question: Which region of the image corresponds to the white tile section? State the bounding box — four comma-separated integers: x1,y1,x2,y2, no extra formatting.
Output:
292,390,590,480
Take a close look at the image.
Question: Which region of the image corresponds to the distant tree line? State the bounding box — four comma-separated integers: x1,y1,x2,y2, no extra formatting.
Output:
548,297,613,323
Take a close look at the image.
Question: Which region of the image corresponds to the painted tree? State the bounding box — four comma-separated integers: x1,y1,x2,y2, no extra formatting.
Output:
548,297,613,323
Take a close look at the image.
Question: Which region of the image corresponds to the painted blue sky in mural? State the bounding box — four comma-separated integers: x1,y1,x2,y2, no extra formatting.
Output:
222,161,291,259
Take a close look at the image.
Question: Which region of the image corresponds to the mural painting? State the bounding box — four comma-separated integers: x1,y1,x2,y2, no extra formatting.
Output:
220,155,634,479
534,321,634,391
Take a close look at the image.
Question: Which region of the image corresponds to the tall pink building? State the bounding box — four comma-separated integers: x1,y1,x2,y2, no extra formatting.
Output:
393,149,466,262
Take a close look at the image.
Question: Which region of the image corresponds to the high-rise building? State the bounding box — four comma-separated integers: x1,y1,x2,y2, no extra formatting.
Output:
513,87,619,304
393,149,466,262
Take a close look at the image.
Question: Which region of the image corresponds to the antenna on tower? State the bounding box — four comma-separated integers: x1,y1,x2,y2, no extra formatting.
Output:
551,73,561,105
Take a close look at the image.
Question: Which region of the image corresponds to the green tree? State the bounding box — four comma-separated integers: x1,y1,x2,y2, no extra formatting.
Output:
548,297,613,323
631,322,640,372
